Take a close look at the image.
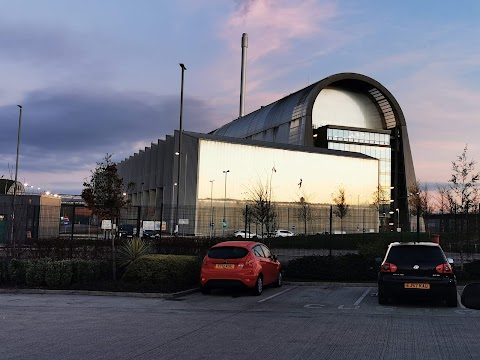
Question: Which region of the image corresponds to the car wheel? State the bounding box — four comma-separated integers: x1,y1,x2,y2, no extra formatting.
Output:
236,235,243,239
252,275,263,296
274,271,283,287
200,286,210,295
378,287,388,305
446,290,458,307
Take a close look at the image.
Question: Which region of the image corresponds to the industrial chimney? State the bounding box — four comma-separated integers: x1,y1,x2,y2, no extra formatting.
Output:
239,33,248,118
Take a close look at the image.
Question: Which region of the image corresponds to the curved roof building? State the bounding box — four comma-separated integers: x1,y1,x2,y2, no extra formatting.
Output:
212,72,415,228
118,72,416,235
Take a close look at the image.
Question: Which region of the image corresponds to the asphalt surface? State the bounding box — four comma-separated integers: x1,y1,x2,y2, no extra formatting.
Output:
1,284,479,360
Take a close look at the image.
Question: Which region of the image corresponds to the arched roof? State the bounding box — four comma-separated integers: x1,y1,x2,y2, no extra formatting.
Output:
212,72,406,138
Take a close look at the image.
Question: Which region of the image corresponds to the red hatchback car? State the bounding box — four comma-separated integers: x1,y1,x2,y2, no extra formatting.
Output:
200,241,282,295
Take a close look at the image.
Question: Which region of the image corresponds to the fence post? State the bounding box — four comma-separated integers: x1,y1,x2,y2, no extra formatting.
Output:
71,203,76,241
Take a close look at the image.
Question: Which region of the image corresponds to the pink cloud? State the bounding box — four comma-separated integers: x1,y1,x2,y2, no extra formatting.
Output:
224,0,337,62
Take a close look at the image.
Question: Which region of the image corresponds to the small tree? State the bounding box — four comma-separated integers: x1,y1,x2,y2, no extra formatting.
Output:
370,185,390,232
297,196,311,235
332,186,350,235
82,154,129,280
244,175,277,237
448,145,480,267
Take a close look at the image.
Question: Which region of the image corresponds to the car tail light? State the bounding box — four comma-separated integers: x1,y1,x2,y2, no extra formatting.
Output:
381,262,397,273
436,263,453,274
243,254,255,269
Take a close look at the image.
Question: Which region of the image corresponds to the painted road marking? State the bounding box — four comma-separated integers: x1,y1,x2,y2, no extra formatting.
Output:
353,288,371,306
338,305,360,310
304,304,325,309
258,286,296,303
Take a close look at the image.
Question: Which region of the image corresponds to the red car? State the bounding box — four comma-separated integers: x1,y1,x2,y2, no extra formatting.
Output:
200,241,282,295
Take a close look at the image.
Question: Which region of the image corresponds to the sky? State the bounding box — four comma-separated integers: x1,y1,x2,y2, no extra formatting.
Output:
1,0,480,195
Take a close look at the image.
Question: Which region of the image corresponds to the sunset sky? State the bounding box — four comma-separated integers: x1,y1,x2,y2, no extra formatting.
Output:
1,0,480,194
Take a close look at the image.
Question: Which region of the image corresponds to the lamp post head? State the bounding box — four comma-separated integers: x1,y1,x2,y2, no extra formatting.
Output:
17,105,22,109
180,63,187,70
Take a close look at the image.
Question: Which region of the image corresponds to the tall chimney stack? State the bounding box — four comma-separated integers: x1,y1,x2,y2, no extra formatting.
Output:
239,33,248,118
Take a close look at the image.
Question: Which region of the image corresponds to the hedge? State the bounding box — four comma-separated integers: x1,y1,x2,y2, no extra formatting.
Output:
122,254,201,292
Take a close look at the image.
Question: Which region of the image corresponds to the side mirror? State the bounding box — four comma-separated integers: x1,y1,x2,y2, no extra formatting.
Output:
375,257,383,265
461,283,480,310
447,258,454,264
272,254,278,262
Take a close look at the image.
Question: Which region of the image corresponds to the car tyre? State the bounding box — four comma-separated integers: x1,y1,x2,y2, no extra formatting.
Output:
378,287,388,305
273,271,283,288
252,275,263,296
446,290,458,307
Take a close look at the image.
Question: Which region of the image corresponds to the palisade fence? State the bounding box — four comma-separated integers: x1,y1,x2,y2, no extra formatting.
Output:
1,204,480,265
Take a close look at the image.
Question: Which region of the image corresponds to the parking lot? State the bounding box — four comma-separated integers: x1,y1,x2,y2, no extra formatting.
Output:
1,285,479,359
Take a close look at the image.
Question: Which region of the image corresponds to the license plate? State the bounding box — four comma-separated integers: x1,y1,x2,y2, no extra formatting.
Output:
215,264,235,269
404,283,430,289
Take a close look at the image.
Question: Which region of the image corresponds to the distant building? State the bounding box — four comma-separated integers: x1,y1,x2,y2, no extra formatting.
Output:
117,73,416,236
0,193,61,244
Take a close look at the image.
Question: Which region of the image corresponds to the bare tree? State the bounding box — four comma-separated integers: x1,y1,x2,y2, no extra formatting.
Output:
408,181,434,233
332,186,350,234
448,145,480,267
243,175,277,237
295,192,314,235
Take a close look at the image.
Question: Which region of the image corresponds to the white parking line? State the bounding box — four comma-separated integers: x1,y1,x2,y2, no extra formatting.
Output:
353,288,371,306
258,286,296,303
457,291,466,309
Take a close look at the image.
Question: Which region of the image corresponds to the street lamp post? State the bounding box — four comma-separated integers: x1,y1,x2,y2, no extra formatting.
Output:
175,63,187,236
209,180,214,239
11,105,23,249
172,182,177,234
222,170,230,237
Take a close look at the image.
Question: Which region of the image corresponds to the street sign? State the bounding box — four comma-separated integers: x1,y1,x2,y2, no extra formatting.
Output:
210,222,215,227
101,220,112,230
292,225,296,230
222,221,227,227
179,219,189,225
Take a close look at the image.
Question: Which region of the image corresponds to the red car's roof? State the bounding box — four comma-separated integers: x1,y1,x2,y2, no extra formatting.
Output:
211,241,260,249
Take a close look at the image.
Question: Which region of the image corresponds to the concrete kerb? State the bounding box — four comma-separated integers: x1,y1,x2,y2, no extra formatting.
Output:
0,287,200,299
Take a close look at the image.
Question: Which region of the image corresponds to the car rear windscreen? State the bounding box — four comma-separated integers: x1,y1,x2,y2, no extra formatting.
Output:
208,246,249,259
386,246,447,266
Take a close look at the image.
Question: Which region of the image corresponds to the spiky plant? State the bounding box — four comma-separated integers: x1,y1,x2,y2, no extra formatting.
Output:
118,237,150,268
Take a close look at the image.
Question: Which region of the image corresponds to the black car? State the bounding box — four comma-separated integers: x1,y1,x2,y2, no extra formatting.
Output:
378,242,457,307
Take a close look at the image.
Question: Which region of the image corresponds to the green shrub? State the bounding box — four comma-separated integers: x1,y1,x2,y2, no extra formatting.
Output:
285,254,377,282
122,254,201,292
45,260,72,289
70,259,100,285
25,259,50,287
8,259,27,285
0,259,8,285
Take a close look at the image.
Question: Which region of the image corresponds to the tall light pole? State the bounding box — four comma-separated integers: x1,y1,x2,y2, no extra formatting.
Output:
209,180,214,239
175,63,187,236
172,182,177,234
11,105,23,249
222,170,230,237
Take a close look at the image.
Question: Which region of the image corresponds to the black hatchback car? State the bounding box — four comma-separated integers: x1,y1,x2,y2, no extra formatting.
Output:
378,242,457,307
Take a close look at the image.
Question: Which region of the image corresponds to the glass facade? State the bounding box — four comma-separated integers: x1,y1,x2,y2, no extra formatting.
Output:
195,139,379,236
326,128,391,198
